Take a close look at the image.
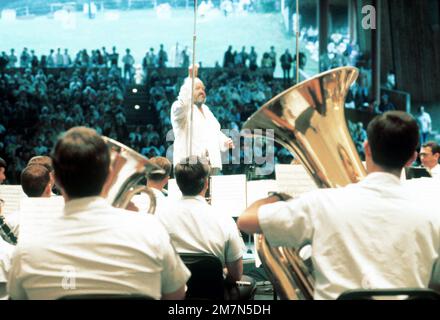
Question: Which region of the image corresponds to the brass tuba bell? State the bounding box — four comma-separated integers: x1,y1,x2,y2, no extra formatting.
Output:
101,137,163,213
243,66,367,299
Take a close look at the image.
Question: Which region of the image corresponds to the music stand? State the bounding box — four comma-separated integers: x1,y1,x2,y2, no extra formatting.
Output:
405,167,432,179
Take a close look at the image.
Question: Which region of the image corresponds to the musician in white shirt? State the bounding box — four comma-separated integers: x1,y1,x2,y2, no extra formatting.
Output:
238,111,440,299
156,156,256,299
4,164,53,240
8,127,190,300
171,64,234,173
420,141,440,178
132,156,171,212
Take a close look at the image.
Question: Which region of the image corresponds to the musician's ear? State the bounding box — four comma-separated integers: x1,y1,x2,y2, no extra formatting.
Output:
201,176,209,196
44,180,52,197
100,165,113,199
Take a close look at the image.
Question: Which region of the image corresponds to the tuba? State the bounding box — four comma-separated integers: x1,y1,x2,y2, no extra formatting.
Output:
243,66,367,299
101,137,163,213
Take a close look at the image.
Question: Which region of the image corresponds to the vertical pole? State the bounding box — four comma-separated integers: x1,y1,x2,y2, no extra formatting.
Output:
372,0,381,105
189,0,198,157
296,0,300,84
318,0,329,72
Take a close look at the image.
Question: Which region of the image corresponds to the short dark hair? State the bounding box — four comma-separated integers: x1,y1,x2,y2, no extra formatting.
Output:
0,157,6,168
52,127,110,198
21,165,50,197
422,141,440,155
147,156,171,181
367,111,419,170
175,156,210,196
27,156,54,172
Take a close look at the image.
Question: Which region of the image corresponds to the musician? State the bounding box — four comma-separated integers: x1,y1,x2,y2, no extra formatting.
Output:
132,156,171,212
156,156,255,299
8,127,190,300
419,141,440,178
27,155,57,192
3,157,57,240
171,64,234,174
3,164,54,241
238,111,440,299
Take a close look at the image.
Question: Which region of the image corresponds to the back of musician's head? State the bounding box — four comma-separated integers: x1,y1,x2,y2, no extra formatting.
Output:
52,127,110,199
175,156,210,196
27,155,54,173
21,165,50,197
367,111,419,171
147,156,171,182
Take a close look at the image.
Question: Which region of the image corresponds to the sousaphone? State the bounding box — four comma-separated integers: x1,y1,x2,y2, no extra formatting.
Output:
243,66,367,299
101,137,163,213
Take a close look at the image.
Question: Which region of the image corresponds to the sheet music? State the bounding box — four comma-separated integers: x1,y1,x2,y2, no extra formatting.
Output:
19,196,65,243
246,179,278,205
210,175,247,218
167,178,182,200
0,185,27,214
275,164,317,197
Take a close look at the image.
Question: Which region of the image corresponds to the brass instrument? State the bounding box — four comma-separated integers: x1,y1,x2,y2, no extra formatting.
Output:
243,66,367,299
101,137,163,213
0,214,17,245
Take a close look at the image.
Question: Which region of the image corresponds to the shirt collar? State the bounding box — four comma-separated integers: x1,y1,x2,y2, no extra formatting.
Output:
64,196,110,215
181,195,206,203
359,172,402,186
152,188,166,198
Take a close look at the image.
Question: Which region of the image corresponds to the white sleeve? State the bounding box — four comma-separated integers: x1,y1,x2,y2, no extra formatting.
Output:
171,78,192,127
218,129,230,152
0,239,14,284
224,218,245,263
159,232,191,295
258,194,315,248
7,248,28,300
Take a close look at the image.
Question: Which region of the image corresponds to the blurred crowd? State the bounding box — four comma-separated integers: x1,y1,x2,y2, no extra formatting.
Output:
2,38,424,183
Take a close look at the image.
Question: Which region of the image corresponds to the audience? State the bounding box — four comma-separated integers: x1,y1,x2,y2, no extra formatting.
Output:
417,106,432,145
0,43,380,179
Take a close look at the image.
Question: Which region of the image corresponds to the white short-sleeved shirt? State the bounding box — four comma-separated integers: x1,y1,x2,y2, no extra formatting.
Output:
0,238,14,283
429,164,440,179
156,195,245,266
7,196,190,300
258,172,440,300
